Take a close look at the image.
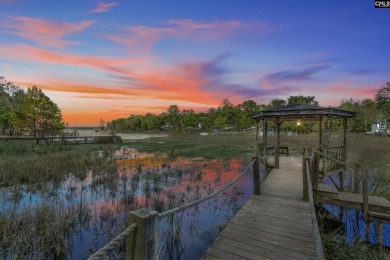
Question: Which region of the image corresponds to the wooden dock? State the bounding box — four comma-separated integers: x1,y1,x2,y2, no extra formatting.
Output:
202,156,320,259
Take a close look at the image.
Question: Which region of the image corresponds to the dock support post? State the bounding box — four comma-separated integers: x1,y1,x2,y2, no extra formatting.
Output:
362,168,369,221
339,171,344,192
313,151,320,203
127,208,158,260
252,156,260,195
303,156,308,201
275,146,279,169
378,222,383,245
353,164,360,193
365,222,371,242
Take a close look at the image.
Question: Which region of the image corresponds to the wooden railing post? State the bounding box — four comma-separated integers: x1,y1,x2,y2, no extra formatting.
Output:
378,222,383,245
127,208,158,260
275,146,280,169
339,171,344,192
252,156,260,195
255,141,262,156
362,168,369,222
353,164,360,193
313,151,320,203
303,156,308,201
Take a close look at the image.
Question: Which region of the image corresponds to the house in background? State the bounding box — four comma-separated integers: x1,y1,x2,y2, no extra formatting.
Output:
370,120,388,134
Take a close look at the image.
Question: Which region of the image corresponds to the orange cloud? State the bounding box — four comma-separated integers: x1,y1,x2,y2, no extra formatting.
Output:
1,44,239,111
1,16,94,47
90,1,119,13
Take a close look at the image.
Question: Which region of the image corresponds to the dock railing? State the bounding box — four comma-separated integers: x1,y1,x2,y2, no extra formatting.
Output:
303,149,325,260
303,147,384,244
88,159,257,259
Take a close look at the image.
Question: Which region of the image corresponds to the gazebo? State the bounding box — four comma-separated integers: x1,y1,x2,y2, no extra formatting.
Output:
251,104,356,169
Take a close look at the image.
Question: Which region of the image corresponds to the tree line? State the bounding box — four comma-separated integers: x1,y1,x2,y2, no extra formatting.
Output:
0,77,64,137
107,83,390,133
1,75,388,135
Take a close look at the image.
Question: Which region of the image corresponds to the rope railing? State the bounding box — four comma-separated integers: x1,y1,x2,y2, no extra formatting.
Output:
319,153,357,171
87,159,257,259
88,223,138,260
158,159,256,219
304,157,325,260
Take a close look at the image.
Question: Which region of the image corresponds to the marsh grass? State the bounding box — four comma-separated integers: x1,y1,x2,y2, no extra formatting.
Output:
1,133,389,259
322,233,390,260
0,141,115,188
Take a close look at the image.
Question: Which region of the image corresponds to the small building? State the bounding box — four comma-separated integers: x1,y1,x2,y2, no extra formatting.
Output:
371,120,387,134
160,123,173,131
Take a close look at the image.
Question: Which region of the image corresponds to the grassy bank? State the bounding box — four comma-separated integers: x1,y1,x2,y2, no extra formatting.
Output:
122,132,255,160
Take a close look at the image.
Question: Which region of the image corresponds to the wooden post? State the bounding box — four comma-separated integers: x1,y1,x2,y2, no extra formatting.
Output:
275,119,282,169
343,118,347,155
339,171,344,192
378,222,383,245
313,151,320,203
319,116,323,148
255,142,262,156
303,157,308,201
255,120,259,141
275,146,279,169
353,165,360,193
127,208,158,260
263,118,268,156
365,222,371,242
362,168,369,221
252,157,260,195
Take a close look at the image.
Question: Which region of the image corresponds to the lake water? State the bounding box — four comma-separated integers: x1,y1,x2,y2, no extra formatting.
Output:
73,130,169,140
0,147,256,259
322,172,390,247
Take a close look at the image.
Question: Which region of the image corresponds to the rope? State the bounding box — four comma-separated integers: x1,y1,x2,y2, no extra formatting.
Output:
319,153,357,171
305,159,325,260
158,159,256,219
88,223,138,260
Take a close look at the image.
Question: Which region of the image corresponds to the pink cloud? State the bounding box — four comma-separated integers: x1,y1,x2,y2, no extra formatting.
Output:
1,16,94,47
104,19,270,50
325,84,377,97
0,44,140,74
90,1,119,13
1,44,219,105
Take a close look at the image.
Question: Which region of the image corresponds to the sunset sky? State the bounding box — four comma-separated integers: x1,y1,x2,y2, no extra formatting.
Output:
1,1,389,126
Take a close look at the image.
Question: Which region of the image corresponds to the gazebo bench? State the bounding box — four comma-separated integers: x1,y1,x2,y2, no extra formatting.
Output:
267,146,289,156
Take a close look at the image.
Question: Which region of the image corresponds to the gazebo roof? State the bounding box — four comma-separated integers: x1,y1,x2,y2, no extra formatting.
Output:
251,104,356,121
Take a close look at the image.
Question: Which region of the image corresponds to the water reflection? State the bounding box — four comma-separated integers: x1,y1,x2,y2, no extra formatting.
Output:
0,147,253,259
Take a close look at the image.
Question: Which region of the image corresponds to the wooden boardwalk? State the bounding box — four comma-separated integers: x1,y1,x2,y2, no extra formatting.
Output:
202,156,319,260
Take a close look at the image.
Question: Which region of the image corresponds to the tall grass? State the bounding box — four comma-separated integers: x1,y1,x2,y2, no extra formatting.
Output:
0,141,115,189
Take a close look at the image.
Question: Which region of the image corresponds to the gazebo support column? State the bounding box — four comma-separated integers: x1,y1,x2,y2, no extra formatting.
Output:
343,118,347,167
319,116,323,148
255,120,261,155
263,118,268,155
275,119,283,169
262,118,268,170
